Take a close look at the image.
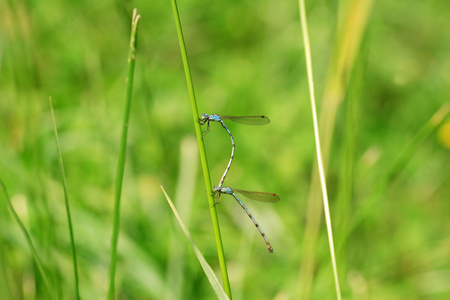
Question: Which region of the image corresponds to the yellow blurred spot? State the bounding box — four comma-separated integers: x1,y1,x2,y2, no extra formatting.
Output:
438,122,450,149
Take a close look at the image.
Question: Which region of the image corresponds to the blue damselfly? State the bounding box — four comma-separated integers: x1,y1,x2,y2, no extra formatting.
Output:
213,185,279,253
199,114,270,187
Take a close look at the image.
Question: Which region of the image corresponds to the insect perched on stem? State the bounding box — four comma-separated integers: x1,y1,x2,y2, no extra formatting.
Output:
199,114,270,187
213,185,279,253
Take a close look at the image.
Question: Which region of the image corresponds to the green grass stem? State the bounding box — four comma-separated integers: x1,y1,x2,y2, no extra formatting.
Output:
161,186,230,300
169,0,232,298
0,178,58,300
297,1,373,298
107,9,140,300
341,102,450,247
49,97,80,300
298,0,342,299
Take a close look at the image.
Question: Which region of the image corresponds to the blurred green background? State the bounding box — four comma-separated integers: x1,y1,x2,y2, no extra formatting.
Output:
1,0,450,299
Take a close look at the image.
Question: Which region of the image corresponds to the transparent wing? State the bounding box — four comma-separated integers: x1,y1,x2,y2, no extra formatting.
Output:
233,189,280,202
221,115,270,125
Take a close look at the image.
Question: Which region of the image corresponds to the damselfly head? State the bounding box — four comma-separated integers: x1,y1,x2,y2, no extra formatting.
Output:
201,113,209,120
211,186,222,203
213,185,221,193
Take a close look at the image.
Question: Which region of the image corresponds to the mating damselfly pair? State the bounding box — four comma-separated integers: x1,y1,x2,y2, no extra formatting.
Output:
200,114,280,253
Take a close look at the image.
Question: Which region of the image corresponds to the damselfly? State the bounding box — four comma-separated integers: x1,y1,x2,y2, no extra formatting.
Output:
199,114,270,187
213,185,279,253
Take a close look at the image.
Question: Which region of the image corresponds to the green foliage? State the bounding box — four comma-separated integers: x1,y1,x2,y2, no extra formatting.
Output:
1,0,450,299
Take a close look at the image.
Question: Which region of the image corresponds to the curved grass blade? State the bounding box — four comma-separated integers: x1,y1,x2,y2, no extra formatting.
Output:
221,115,270,125
161,186,230,300
343,102,450,246
233,189,280,203
0,178,58,300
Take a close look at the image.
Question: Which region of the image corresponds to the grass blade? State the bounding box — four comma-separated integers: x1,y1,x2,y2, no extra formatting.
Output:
297,0,374,298
342,102,450,246
169,0,232,297
49,97,80,300
0,178,58,300
298,0,342,299
108,9,140,300
161,186,230,300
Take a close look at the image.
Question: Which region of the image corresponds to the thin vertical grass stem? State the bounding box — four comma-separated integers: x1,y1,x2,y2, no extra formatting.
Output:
298,0,342,299
49,97,80,300
169,0,232,298
108,9,140,300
